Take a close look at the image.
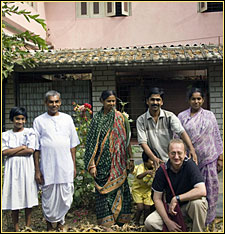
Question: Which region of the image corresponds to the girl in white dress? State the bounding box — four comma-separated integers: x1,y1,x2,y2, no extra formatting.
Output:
2,107,38,232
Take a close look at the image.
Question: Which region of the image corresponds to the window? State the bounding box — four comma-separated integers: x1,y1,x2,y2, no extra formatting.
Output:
198,2,223,13
81,2,87,15
76,2,131,18
76,2,105,18
106,2,129,17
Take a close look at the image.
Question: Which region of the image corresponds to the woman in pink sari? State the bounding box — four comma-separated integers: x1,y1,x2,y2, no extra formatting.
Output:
178,87,223,229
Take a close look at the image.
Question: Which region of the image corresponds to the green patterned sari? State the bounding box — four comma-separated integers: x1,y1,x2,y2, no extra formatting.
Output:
84,108,131,227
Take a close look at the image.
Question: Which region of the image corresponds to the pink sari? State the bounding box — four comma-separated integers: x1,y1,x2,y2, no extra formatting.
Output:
178,108,223,224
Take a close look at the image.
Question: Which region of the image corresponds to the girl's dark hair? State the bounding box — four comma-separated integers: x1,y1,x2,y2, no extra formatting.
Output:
9,107,28,121
146,87,164,100
142,151,149,163
188,87,205,100
100,90,116,101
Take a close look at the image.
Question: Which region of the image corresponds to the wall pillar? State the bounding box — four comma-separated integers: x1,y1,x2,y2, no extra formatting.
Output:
208,65,223,137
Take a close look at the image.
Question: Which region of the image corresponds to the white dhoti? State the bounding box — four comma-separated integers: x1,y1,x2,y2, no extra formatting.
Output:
41,183,74,224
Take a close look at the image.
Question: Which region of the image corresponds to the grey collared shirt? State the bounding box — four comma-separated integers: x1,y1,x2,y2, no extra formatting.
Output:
136,109,185,162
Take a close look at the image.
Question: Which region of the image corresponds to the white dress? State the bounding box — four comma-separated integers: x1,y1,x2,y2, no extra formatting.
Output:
2,128,38,210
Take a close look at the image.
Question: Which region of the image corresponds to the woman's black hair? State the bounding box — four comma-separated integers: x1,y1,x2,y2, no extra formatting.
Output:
142,151,149,163
146,87,164,100
9,107,28,121
187,87,205,100
100,90,116,101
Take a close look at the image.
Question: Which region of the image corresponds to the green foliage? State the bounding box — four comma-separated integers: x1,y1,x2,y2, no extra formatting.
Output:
117,98,133,122
72,103,95,207
131,145,142,153
2,2,48,80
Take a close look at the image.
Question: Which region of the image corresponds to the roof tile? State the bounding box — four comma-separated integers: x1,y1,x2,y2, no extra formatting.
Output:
34,44,222,66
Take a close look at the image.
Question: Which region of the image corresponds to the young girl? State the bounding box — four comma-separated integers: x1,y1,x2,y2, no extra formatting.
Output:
131,151,155,226
2,107,38,232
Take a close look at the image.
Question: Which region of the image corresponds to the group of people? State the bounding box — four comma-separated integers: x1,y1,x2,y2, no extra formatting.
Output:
2,87,223,232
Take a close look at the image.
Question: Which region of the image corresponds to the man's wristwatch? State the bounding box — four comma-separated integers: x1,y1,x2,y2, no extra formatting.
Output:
176,195,181,203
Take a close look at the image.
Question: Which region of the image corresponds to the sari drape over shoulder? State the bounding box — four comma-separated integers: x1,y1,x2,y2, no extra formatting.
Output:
178,108,223,224
84,108,131,226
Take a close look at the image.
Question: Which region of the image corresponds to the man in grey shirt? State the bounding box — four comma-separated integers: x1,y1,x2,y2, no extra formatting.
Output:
136,87,197,168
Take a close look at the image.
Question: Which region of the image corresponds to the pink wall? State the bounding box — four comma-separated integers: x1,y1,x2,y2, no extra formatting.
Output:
44,2,223,49
3,2,223,49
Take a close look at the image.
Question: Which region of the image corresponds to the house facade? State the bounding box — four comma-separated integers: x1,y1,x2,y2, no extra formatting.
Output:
2,2,223,141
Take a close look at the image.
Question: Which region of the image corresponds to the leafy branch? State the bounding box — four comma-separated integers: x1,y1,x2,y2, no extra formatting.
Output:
2,2,47,30
2,2,48,79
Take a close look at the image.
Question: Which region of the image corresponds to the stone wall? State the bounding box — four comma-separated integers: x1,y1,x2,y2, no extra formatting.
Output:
4,77,15,130
208,65,223,137
92,66,116,112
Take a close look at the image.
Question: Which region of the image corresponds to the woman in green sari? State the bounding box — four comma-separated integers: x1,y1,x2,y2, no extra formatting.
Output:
84,90,133,228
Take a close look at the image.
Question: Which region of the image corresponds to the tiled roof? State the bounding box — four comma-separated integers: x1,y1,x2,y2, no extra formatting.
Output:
32,44,223,67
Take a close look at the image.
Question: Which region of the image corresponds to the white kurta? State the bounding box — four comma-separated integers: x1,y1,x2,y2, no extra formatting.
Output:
2,128,38,210
33,112,80,186
33,112,80,223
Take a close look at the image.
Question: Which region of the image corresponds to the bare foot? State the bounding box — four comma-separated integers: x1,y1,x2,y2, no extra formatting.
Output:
15,227,20,232
46,221,54,231
57,223,67,232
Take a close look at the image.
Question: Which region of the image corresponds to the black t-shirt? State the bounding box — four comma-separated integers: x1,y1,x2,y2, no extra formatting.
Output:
152,157,205,205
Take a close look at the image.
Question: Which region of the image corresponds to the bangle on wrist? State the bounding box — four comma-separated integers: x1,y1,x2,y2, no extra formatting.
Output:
89,165,96,171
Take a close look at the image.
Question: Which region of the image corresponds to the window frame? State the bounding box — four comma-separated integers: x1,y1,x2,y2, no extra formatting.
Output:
198,2,223,13
121,2,129,16
198,2,208,12
76,2,130,18
105,2,116,17
76,2,106,18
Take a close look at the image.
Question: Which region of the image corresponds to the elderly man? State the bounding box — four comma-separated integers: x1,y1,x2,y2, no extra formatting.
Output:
136,87,197,169
145,139,208,232
33,90,80,231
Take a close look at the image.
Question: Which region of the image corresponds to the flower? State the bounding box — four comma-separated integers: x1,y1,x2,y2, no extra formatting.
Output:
84,103,92,109
78,105,85,112
72,102,92,146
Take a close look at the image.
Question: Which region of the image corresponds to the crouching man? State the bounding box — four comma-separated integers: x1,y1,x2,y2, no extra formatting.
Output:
145,139,208,232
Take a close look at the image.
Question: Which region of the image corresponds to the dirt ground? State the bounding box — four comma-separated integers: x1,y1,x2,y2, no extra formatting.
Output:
2,200,223,232
2,202,144,232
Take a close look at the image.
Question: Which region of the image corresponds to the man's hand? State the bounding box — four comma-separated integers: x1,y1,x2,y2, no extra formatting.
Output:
165,219,182,232
35,169,44,185
169,196,178,216
217,155,223,173
74,167,77,178
188,148,198,165
153,157,163,170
